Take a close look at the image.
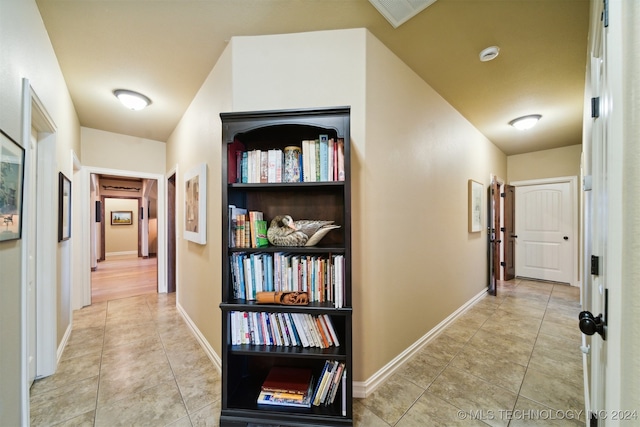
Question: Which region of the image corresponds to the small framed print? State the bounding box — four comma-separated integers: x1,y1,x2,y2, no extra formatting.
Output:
111,210,133,225
0,130,25,242
468,179,483,233
184,162,207,244
58,172,72,241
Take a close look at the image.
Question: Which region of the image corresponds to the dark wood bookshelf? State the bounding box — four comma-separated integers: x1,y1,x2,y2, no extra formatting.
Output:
219,106,352,427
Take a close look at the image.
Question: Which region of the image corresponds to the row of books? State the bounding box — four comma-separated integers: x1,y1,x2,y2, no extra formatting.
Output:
228,206,268,248
230,311,340,348
256,363,346,410
228,136,345,184
230,252,345,307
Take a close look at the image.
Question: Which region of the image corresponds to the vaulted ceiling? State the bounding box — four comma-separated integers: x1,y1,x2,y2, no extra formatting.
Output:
35,0,590,156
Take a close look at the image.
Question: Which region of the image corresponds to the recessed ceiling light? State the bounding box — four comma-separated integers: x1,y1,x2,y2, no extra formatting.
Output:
113,89,152,111
479,46,500,62
509,114,542,130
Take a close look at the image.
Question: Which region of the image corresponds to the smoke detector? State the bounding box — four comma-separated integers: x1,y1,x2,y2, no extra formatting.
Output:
479,46,500,62
369,0,438,28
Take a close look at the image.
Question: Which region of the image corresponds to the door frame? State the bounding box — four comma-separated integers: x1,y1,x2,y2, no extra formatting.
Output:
20,79,58,425
167,167,178,294
77,166,167,307
100,195,142,260
510,176,579,287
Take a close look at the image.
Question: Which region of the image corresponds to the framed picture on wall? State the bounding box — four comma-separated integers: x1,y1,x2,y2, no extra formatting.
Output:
58,172,72,241
184,162,207,244
468,179,483,233
0,129,25,242
111,210,133,225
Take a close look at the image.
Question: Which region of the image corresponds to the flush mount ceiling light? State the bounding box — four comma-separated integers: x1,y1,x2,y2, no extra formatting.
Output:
509,114,542,130
113,89,152,111
368,0,438,28
479,46,500,62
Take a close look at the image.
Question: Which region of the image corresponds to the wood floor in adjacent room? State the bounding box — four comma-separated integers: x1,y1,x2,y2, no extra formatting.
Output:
91,255,158,303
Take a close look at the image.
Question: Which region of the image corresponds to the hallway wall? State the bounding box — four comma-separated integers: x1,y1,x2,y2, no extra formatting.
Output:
167,28,508,388
0,1,80,424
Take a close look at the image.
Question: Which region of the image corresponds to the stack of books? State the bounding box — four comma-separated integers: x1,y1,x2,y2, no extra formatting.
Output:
257,367,314,408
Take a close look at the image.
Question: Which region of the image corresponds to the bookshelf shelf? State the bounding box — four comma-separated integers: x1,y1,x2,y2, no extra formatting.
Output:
220,106,352,427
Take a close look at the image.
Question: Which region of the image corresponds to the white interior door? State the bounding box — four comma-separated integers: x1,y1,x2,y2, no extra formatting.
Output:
514,180,575,284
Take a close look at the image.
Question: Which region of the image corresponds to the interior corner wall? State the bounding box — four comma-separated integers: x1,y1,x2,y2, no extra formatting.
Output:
1,0,81,423
165,40,233,358
362,31,507,381
507,144,582,183
172,27,507,384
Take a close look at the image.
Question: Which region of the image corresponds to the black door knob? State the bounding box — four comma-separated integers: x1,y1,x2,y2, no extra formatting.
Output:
579,311,605,339
511,234,518,238
564,236,569,240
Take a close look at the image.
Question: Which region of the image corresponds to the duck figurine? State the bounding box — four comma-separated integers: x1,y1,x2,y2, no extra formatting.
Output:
267,215,341,247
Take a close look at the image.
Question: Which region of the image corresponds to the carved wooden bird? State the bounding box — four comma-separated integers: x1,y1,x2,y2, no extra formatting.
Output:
267,215,340,247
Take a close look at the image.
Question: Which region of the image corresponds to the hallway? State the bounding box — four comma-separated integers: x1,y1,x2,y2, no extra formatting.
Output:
29,278,584,426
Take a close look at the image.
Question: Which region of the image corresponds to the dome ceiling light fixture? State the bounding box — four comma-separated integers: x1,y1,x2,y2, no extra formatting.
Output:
113,89,152,111
509,114,542,130
479,46,500,62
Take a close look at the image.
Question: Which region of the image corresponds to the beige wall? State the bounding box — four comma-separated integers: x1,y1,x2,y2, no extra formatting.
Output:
105,198,139,256
81,127,166,173
0,0,80,423
165,42,233,357
169,28,507,385
362,31,507,380
507,144,582,183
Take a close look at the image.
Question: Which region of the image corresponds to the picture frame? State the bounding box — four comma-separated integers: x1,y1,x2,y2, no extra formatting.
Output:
0,129,25,242
111,210,133,225
58,172,72,241
184,162,207,244
468,179,483,233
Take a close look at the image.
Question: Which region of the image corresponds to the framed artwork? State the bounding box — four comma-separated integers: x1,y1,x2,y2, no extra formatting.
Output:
0,130,25,242
58,172,72,241
184,162,207,244
468,179,483,233
111,210,133,225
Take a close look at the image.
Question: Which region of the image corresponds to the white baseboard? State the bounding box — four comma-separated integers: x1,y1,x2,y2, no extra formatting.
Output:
352,288,489,399
105,251,138,258
176,301,222,372
57,323,72,364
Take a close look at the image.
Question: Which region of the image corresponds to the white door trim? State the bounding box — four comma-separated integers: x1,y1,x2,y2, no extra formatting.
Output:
79,166,167,304
20,79,58,425
510,176,579,286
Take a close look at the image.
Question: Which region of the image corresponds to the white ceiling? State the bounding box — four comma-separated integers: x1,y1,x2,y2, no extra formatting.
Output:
35,0,590,156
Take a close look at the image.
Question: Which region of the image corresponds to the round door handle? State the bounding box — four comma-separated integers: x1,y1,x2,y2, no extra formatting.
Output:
564,236,569,240
579,311,605,338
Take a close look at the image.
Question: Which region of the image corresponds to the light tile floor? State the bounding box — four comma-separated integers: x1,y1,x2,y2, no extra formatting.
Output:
30,278,584,426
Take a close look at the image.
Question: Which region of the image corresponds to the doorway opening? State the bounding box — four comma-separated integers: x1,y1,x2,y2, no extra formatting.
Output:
89,173,159,303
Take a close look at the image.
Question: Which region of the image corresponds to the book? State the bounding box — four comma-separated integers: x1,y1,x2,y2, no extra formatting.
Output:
257,390,312,408
255,220,269,248
261,366,313,395
337,138,345,181
319,134,328,181
248,211,264,248
312,361,335,406
260,151,268,183
227,139,245,183
228,205,247,248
